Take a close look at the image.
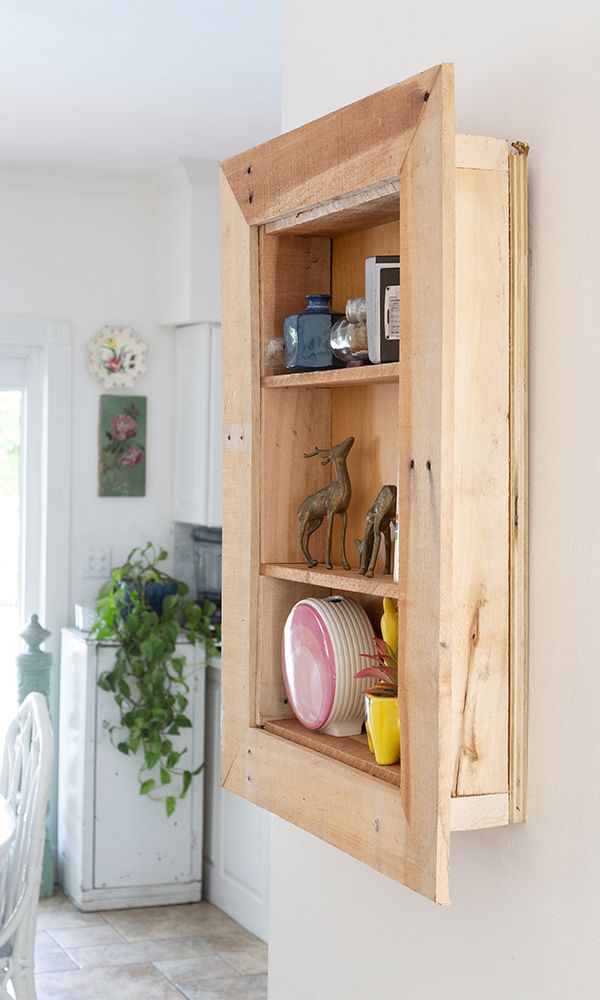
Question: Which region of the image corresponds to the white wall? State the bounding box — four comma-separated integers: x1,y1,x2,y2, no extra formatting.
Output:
155,159,221,326
268,3,600,998
0,168,175,611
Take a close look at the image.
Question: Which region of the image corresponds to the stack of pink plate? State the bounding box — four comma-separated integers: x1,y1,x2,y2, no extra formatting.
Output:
281,596,375,737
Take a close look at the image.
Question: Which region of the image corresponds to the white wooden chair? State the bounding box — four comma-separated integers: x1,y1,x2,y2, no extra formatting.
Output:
0,694,53,1000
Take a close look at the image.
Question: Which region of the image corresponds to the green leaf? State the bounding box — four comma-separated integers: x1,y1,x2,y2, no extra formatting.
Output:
166,796,176,817
160,767,171,786
181,770,192,798
118,679,131,698
140,779,156,796
162,594,179,613
117,741,130,755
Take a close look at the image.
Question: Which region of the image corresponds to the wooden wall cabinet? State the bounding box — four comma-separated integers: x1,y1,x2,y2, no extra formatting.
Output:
219,64,528,904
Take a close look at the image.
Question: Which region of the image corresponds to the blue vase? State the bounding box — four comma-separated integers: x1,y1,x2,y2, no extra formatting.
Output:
283,294,344,372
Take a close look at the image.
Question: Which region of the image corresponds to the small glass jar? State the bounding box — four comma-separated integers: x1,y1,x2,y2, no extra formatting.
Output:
283,294,344,372
330,296,369,365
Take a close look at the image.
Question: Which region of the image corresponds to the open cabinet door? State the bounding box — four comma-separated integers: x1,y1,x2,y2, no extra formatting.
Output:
220,65,457,904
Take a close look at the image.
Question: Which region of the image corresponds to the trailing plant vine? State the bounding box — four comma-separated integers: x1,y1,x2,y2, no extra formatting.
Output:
91,543,219,816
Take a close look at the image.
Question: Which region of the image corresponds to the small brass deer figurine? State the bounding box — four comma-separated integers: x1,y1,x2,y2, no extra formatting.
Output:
355,484,397,578
297,436,355,570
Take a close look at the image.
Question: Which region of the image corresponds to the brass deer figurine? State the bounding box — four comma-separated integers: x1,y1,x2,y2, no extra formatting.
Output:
354,484,397,578
297,436,355,570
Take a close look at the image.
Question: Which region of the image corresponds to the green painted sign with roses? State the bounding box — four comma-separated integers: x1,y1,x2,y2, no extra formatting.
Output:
99,395,146,496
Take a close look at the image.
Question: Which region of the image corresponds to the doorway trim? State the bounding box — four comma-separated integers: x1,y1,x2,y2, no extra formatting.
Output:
0,316,71,857
0,317,71,654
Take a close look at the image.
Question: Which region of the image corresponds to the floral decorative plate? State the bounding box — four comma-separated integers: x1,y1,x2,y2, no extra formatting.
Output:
88,326,148,388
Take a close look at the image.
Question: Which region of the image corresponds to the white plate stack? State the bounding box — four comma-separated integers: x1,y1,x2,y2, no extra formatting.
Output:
282,595,375,737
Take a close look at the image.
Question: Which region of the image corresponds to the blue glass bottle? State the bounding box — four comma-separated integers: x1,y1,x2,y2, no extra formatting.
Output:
283,294,344,372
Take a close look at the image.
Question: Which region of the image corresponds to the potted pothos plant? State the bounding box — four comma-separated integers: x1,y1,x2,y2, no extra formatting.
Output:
354,597,400,766
91,542,218,815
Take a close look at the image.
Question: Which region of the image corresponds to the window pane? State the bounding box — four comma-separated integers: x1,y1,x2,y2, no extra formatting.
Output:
0,390,21,740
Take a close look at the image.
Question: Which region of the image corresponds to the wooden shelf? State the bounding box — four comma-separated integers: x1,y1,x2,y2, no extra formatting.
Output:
260,562,397,597
263,718,401,788
263,179,400,237
261,363,398,389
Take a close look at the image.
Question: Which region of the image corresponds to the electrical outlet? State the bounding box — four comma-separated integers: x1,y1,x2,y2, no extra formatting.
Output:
80,546,112,579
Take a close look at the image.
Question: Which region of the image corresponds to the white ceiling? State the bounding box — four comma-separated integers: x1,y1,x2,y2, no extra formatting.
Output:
0,0,283,171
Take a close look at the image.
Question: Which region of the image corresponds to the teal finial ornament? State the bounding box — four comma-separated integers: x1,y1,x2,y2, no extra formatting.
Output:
16,613,54,895
17,614,52,705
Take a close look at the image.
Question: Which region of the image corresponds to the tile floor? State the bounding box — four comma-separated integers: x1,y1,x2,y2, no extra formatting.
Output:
34,893,268,1000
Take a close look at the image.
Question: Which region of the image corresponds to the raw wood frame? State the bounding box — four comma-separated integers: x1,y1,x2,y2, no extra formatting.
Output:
219,64,528,905
220,65,457,904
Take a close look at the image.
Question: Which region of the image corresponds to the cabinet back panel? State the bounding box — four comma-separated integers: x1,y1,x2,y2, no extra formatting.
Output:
331,220,399,312
331,383,398,573
259,231,331,376
260,382,398,573
451,164,509,797
260,386,332,565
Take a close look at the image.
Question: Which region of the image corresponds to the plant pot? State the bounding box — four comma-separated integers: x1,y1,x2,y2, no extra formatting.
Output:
118,580,178,616
364,691,400,765
143,580,178,614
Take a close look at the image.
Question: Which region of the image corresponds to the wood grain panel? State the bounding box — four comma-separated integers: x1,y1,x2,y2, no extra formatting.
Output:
223,725,422,890
260,562,396,598
221,67,438,226
259,231,331,375
265,180,399,237
450,793,509,831
331,221,399,312
264,717,401,786
509,143,529,823
220,172,261,766
262,362,398,389
260,386,332,565
397,63,456,904
455,134,509,171
451,166,509,797
331,383,398,574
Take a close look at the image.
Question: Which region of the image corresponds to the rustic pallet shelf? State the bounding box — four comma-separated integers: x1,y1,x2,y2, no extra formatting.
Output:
264,719,511,835
261,363,399,389
260,562,397,598
263,718,401,787
220,63,528,905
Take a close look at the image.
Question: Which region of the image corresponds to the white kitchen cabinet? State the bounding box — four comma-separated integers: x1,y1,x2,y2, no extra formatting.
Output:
58,628,205,911
203,657,270,942
172,323,222,527
155,158,220,328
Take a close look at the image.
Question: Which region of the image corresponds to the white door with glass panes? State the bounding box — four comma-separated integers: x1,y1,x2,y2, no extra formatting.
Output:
0,347,42,741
